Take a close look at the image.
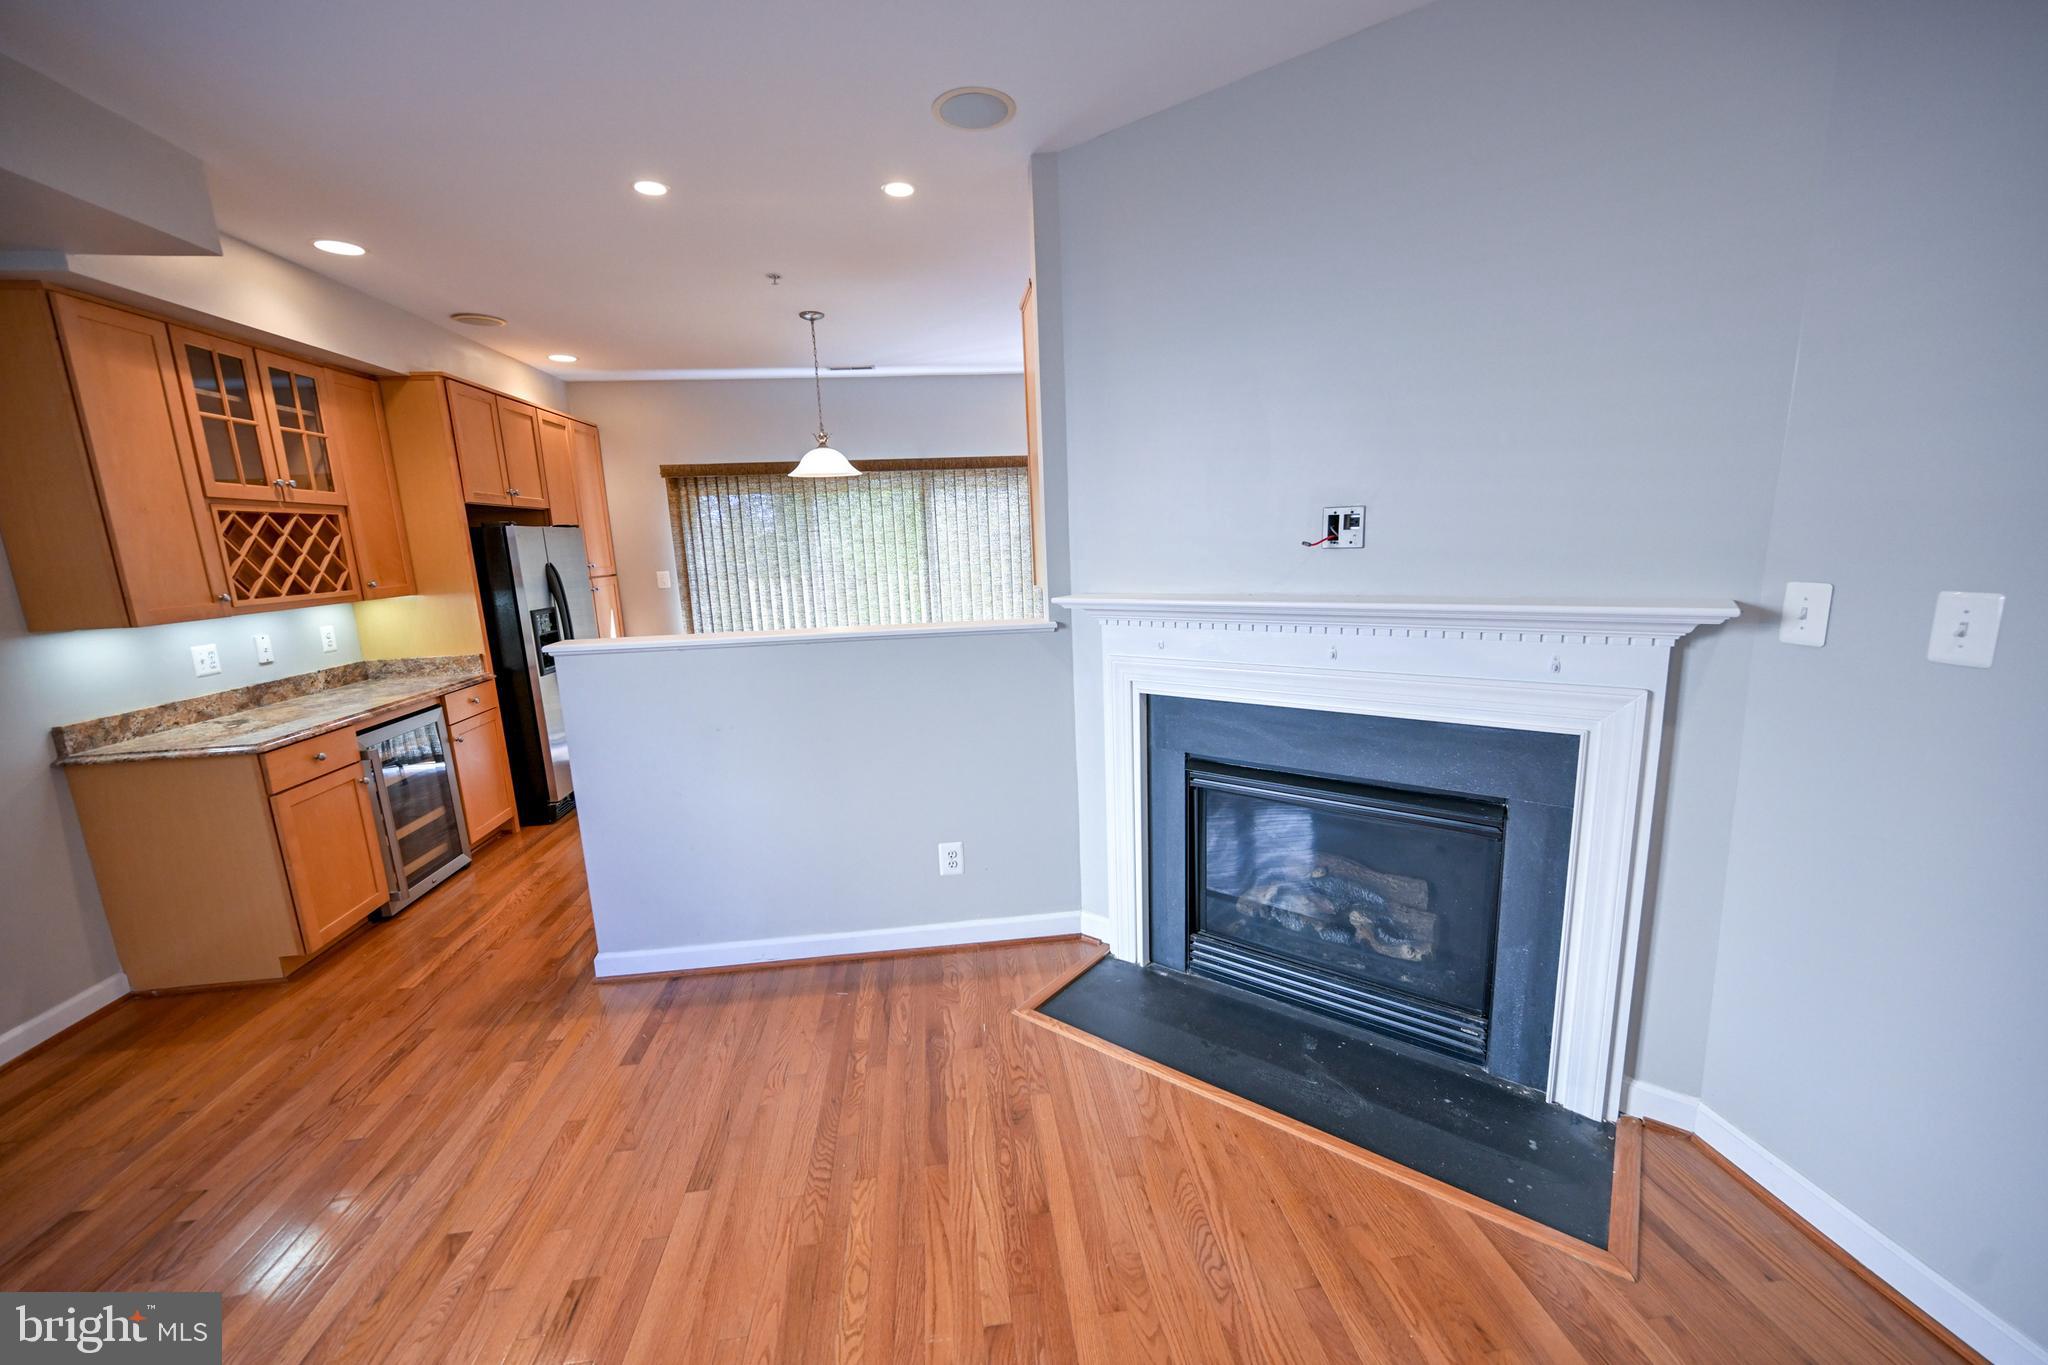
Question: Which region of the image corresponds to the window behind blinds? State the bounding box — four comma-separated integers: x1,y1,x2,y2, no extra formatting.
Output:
664,458,1037,633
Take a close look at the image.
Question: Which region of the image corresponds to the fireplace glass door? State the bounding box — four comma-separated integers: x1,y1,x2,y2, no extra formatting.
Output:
1188,760,1506,1058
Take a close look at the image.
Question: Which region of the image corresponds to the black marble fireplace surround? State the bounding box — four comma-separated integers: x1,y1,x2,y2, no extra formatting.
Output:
1148,696,1579,1091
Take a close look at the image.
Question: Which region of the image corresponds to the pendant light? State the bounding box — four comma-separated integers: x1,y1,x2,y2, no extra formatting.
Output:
789,309,860,478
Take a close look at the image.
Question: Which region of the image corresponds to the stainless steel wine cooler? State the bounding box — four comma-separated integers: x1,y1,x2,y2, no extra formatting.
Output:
358,707,472,914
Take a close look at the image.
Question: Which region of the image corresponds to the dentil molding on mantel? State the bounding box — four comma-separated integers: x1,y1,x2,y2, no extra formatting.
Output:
1054,594,1740,643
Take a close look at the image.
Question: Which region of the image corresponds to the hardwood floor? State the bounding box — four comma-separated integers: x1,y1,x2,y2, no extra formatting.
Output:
0,817,1970,1363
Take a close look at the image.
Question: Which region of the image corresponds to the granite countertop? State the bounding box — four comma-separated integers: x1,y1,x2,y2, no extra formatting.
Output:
54,657,493,766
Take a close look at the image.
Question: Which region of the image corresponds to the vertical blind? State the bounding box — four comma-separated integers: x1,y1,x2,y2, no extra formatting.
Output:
664,458,1037,633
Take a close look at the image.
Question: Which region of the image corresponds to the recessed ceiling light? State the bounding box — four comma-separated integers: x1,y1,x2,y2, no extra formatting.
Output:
547,354,578,364
632,179,669,197
882,181,915,198
449,312,508,327
932,87,1016,131
312,238,366,256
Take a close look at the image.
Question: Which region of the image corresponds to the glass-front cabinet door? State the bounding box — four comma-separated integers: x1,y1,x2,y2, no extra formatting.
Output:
170,326,280,501
256,349,347,505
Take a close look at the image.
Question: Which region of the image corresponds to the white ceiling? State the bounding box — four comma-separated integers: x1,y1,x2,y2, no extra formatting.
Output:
0,0,1431,378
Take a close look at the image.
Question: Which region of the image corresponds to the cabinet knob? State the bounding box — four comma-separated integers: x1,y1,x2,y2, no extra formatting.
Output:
368,579,380,588
313,751,329,762
507,487,520,496
454,736,466,744
468,695,479,703
216,593,232,605
286,479,299,489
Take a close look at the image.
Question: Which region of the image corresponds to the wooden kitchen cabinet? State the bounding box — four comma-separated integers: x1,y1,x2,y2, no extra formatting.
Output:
270,761,389,953
537,409,579,526
168,325,281,503
449,705,517,845
0,289,231,630
445,380,548,509
447,379,511,506
591,574,624,638
254,349,348,505
324,369,416,598
0,284,428,632
569,419,616,576
494,396,549,509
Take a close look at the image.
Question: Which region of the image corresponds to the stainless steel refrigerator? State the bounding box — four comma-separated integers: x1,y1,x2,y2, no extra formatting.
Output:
471,524,596,824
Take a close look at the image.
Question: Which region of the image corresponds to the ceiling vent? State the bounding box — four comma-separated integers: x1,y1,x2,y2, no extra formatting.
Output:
448,311,507,327
932,87,1016,131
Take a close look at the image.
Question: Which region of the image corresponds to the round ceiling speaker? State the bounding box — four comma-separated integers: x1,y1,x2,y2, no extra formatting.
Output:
932,87,1016,131
448,311,508,327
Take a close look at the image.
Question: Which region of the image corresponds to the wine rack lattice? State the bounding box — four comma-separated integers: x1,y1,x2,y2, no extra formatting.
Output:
216,507,357,604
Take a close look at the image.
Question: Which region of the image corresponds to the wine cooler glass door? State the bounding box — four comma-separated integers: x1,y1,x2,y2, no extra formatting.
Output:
363,709,472,911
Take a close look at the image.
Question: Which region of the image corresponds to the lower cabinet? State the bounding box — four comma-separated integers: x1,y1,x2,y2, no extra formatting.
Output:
448,702,517,845
270,762,389,954
63,742,393,991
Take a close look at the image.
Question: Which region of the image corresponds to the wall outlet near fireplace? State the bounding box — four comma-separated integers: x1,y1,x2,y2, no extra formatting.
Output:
937,841,963,876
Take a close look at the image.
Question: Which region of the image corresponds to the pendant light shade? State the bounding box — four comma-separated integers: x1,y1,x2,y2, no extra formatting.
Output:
791,309,859,477
790,444,860,478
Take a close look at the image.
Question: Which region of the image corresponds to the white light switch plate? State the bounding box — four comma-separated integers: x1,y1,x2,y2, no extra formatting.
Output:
253,632,274,665
937,841,963,876
1779,581,1833,647
656,569,673,590
190,643,221,677
1928,591,2003,668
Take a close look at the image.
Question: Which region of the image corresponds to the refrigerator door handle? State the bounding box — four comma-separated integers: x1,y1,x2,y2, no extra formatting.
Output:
544,562,578,642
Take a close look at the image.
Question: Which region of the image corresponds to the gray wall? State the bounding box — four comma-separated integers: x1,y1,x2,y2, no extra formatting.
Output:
1048,0,1843,1095
555,630,1081,962
0,541,362,1034
565,376,1027,636
1703,0,2048,1344
1041,0,2046,1344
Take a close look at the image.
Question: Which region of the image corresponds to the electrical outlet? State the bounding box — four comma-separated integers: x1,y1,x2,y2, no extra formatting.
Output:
319,623,338,653
656,569,673,590
937,841,964,877
253,632,274,665
1322,506,1366,549
190,643,221,678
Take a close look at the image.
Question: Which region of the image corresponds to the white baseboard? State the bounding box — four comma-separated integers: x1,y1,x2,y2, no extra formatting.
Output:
592,910,1085,979
1623,1077,2043,1365
1079,911,1113,944
0,973,129,1068
1621,1076,1700,1130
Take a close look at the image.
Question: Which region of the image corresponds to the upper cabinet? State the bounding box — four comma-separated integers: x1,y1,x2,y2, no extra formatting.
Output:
0,285,421,632
569,420,616,577
170,327,279,503
536,410,579,526
324,369,416,599
255,350,347,505
33,294,231,627
448,380,511,506
446,381,548,510
494,397,548,510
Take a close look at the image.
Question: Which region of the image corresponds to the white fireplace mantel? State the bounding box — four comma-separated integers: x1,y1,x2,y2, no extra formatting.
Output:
1055,592,1738,1120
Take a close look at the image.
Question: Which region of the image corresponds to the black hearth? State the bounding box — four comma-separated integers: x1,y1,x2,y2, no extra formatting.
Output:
1187,760,1506,1062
